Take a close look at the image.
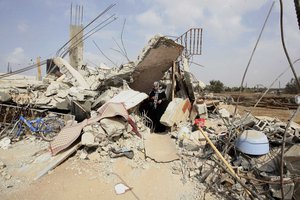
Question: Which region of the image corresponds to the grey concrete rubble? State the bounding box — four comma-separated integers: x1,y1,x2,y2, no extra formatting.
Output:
1,34,300,200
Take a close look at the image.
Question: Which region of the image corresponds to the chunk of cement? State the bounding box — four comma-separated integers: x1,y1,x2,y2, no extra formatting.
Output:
81,132,96,147
218,108,230,118
284,144,300,175
144,133,179,162
92,88,119,109
53,57,90,89
0,91,11,102
108,89,148,110
269,179,294,199
160,98,191,127
130,35,183,93
100,118,126,139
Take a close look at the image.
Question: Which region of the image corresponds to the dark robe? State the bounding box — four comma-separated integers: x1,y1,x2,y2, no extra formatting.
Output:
148,89,168,132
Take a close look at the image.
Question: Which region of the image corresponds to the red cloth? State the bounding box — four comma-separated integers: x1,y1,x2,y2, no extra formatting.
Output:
194,118,205,128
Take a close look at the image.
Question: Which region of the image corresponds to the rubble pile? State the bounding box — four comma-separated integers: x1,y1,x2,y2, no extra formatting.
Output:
0,34,299,199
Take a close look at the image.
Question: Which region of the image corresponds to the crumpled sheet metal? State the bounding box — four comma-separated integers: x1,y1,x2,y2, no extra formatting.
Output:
50,102,140,156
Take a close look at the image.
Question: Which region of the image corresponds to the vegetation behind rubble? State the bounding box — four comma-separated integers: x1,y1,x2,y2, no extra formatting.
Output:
205,80,224,93
285,77,300,94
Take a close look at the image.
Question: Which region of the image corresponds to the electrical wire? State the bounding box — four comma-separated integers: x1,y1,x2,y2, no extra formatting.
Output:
61,16,117,58
56,3,116,56
60,14,117,57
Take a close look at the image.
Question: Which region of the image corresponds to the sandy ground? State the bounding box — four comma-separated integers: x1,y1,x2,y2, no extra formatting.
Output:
0,154,201,200
237,105,300,124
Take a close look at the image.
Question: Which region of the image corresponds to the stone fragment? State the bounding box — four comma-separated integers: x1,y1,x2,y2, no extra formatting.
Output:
81,132,96,147
182,138,200,151
130,35,183,93
5,174,11,180
92,88,119,109
0,160,6,169
269,178,294,199
88,152,101,161
100,118,126,139
218,108,230,118
0,137,11,149
0,91,11,102
284,144,300,175
79,151,88,160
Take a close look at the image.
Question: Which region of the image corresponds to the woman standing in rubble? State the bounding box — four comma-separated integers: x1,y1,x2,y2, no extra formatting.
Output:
148,81,167,132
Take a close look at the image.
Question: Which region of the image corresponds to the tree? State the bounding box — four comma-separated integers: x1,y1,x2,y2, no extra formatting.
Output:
207,80,224,93
285,77,300,94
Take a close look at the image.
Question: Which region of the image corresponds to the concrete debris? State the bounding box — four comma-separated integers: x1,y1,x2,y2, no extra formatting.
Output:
160,98,191,127
53,57,90,89
130,35,184,93
1,33,300,200
0,137,11,150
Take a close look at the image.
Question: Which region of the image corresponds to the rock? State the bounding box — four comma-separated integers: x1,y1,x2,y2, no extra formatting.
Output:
35,94,52,105
0,137,11,149
218,108,230,118
269,178,294,199
0,91,11,102
182,138,200,151
79,151,88,160
100,118,126,139
54,98,69,110
88,152,101,162
5,174,11,180
284,144,300,175
57,90,68,98
189,170,198,177
92,88,119,109
45,82,69,97
0,160,6,169
1,171,7,176
81,132,96,147
99,150,108,156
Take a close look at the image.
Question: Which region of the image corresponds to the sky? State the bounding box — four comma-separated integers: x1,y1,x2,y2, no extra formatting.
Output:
0,0,299,88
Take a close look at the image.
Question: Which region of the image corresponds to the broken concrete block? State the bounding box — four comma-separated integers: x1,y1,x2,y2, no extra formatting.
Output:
81,132,96,147
87,152,101,161
284,144,300,175
160,98,191,127
79,151,88,160
130,35,183,93
0,160,6,170
100,118,127,139
92,88,119,109
53,57,90,89
54,98,69,110
57,90,68,98
269,178,294,199
0,91,11,102
218,108,230,118
45,82,60,96
108,89,148,110
190,130,206,146
182,138,200,151
35,95,52,105
0,137,11,149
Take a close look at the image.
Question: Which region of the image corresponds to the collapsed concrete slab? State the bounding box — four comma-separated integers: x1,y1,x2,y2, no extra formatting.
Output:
53,57,90,89
129,35,183,93
107,89,148,110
